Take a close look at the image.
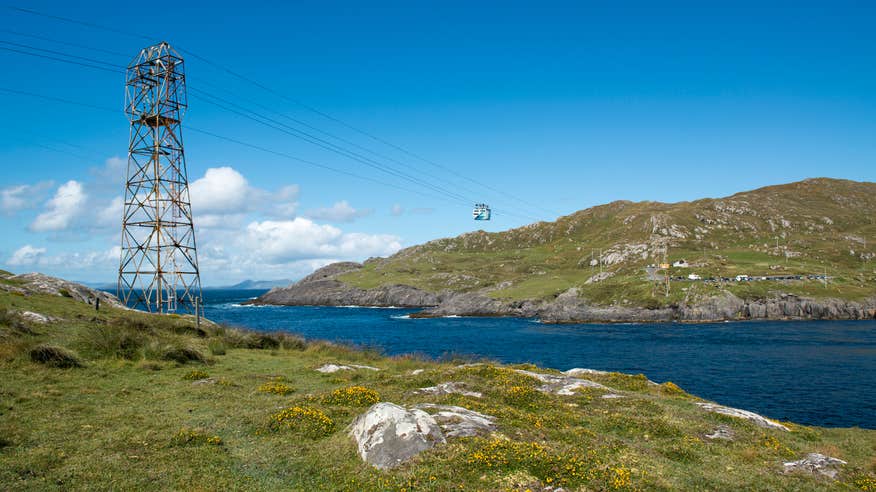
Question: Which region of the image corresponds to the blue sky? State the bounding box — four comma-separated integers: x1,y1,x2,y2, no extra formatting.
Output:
1,1,875,285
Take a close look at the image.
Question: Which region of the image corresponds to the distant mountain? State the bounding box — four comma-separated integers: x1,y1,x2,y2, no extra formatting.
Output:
211,279,293,290
256,178,876,322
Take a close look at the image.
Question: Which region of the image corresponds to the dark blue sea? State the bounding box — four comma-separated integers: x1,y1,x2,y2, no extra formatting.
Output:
202,289,876,429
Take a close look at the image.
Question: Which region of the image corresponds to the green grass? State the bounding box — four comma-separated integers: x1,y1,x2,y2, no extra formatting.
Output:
1,289,875,490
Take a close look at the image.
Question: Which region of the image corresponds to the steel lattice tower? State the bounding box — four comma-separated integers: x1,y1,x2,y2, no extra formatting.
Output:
118,41,202,314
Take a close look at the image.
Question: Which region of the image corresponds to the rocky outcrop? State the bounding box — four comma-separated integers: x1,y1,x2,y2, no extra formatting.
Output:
696,402,789,431
349,403,445,469
413,404,496,438
514,369,611,395
1,272,123,308
315,363,379,373
414,382,482,398
254,262,876,322
252,262,442,308
782,453,847,479
349,402,495,469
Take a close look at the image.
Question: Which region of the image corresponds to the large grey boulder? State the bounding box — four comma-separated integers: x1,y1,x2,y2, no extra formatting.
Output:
349,403,445,470
696,402,789,431
783,453,846,479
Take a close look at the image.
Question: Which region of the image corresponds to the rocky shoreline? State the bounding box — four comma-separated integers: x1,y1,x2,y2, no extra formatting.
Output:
252,262,876,323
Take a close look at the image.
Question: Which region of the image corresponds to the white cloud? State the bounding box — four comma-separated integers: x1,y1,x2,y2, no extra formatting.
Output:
89,156,126,190
305,200,373,223
271,185,299,218
0,182,54,215
30,180,87,232
8,245,46,266
241,218,401,262
96,196,124,228
189,166,252,214
6,244,119,270
391,204,404,216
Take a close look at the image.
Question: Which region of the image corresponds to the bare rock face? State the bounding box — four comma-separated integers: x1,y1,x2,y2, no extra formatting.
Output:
349,402,445,470
413,404,496,438
19,311,53,324
414,382,482,398
315,363,379,373
696,402,789,431
704,424,735,440
513,369,610,395
783,453,847,479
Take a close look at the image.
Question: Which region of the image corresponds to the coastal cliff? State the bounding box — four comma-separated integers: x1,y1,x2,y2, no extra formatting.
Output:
252,262,876,322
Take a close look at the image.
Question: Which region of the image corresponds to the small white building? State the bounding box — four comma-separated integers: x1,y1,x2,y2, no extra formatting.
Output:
672,259,689,268
688,273,701,280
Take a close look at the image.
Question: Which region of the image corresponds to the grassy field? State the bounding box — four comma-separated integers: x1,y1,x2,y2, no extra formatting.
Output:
1,288,875,490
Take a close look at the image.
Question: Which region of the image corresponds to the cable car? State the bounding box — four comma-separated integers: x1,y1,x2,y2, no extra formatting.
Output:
472,203,491,221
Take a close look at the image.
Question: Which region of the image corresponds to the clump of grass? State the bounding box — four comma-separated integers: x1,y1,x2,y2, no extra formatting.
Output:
258,381,294,395
161,346,205,364
323,385,380,406
183,369,210,380
208,340,227,356
269,406,334,438
29,344,83,368
76,322,146,360
169,428,222,447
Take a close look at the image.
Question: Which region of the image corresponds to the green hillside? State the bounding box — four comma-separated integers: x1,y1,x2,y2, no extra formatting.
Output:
340,178,876,308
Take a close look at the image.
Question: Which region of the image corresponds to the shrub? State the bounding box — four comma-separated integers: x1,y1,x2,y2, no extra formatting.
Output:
258,381,294,395
323,385,380,406
503,385,541,408
464,438,602,488
183,369,210,380
660,381,687,396
169,428,223,447
208,340,227,356
161,346,205,364
29,344,83,368
269,406,334,438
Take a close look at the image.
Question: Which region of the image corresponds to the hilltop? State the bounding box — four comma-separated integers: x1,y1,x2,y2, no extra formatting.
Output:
0,271,874,490
256,178,876,322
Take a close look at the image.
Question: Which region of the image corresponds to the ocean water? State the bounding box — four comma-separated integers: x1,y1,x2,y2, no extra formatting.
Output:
203,289,876,429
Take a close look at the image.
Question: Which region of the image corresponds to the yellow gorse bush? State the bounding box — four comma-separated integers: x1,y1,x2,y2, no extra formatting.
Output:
258,381,294,395
270,406,335,438
170,428,222,446
324,385,380,406
464,438,604,487
182,369,209,380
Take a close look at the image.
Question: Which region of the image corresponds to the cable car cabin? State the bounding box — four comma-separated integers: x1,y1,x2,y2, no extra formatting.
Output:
472,203,491,220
